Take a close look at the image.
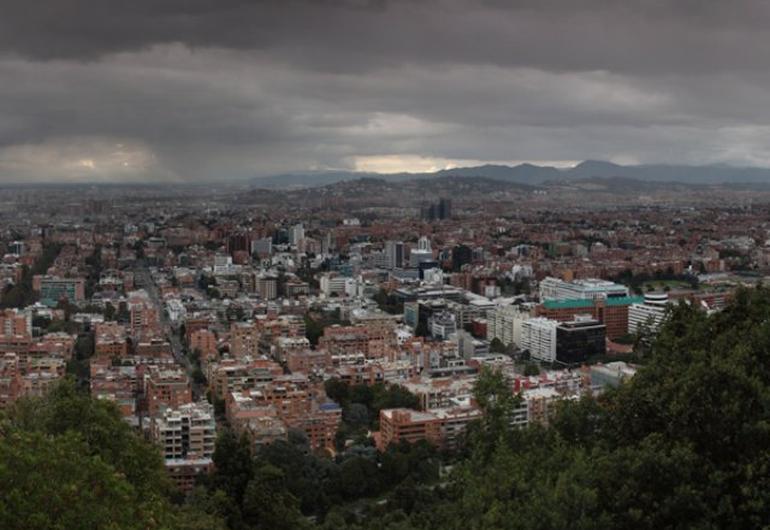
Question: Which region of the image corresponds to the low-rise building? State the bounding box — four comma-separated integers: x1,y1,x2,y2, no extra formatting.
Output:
376,406,482,451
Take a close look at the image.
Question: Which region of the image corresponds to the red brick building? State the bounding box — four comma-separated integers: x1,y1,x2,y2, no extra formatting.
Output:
535,296,643,339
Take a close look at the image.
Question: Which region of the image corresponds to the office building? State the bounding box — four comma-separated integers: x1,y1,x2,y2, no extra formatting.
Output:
226,232,250,256
420,198,452,221
409,236,434,268
385,240,404,270
0,309,31,337
145,367,193,416
452,245,473,272
255,274,278,300
536,296,642,340
429,311,457,340
555,315,606,364
455,329,489,359
539,277,629,301
152,402,216,461
628,292,671,334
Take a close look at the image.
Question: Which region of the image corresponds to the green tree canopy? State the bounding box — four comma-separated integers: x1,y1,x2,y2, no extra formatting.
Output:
0,379,225,530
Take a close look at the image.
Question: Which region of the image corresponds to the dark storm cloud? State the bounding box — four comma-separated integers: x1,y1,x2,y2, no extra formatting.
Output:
2,0,770,181
4,0,770,73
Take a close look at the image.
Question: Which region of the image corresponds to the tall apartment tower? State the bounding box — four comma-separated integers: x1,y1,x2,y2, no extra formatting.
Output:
421,198,453,221
289,223,305,246
438,198,452,219
151,402,216,461
385,240,404,270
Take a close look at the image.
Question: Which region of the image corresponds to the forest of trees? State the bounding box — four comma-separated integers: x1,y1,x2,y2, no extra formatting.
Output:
6,286,770,528
0,381,224,530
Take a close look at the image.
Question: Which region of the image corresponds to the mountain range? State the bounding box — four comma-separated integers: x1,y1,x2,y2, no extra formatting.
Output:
252,160,770,189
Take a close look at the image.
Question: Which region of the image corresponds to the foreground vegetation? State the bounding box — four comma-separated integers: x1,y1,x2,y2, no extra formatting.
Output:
0,382,224,530
5,286,770,528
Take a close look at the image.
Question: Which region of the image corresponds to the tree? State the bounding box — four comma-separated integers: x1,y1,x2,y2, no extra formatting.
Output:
210,429,254,506
415,320,429,338
343,403,370,427
324,378,349,405
334,457,380,498
489,337,506,353
74,333,94,360
472,366,518,444
371,384,420,416
0,430,155,530
349,384,374,409
522,362,540,376
242,464,307,530
192,366,207,385
6,380,171,500
305,315,325,346
1,379,222,529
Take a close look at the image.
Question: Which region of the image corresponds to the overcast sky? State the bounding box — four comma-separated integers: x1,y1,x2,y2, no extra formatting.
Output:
3,0,770,182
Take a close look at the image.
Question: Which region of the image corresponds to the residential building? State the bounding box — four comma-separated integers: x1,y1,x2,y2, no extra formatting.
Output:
376,405,481,451
145,366,192,416
520,317,559,363
487,304,534,348
151,402,216,492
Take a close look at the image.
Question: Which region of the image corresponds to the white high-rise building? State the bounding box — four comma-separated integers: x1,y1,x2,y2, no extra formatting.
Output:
628,292,671,334
487,304,534,348
289,224,305,246
520,317,559,363
409,236,434,267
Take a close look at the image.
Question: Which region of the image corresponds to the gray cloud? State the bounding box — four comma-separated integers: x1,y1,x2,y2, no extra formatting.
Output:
2,0,770,181
4,0,770,73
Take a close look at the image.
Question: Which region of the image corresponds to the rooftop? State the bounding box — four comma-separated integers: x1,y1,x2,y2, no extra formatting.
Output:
542,295,643,310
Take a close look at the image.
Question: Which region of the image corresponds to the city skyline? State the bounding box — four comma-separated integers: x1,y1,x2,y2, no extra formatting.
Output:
5,4,770,528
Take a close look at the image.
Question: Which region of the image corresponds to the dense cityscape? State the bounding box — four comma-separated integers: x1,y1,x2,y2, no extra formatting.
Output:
7,1,770,528
2,178,770,527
